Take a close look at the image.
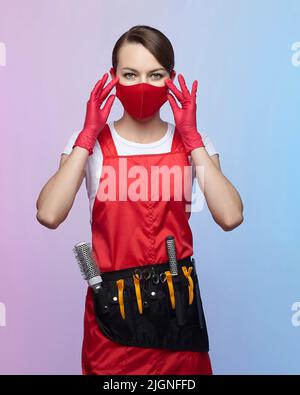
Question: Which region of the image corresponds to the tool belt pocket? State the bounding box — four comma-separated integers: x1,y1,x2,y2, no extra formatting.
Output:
93,256,209,352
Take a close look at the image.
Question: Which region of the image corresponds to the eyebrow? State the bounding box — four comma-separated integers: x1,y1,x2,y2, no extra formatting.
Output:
122,67,166,73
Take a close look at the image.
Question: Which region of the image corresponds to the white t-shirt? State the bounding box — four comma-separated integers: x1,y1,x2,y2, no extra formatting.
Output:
62,121,219,223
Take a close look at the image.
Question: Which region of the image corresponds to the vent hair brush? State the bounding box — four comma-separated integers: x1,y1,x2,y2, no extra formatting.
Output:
73,241,103,293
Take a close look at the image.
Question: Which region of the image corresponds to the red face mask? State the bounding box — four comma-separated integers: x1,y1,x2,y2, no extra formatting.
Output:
115,80,169,120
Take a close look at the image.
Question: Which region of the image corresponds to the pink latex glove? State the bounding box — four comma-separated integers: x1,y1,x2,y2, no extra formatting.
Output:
73,73,119,155
165,74,205,155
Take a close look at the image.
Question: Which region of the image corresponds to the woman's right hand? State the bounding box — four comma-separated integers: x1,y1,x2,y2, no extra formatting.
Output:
73,72,119,155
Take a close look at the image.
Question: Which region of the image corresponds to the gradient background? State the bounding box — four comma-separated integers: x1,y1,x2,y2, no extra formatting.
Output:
0,0,299,374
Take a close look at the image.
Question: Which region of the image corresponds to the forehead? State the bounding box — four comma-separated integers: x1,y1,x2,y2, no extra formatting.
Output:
117,42,165,71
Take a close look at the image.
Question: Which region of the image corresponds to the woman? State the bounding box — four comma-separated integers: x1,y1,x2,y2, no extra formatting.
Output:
36,25,243,375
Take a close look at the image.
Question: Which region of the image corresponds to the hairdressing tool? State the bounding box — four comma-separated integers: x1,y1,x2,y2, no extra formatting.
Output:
165,235,187,326
181,266,194,305
72,241,103,293
150,267,160,285
116,279,126,319
191,257,204,329
166,236,179,275
142,268,152,281
160,272,167,283
134,268,142,280
133,273,143,315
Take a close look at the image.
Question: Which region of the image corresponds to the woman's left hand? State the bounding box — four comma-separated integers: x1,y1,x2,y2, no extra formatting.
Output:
165,74,205,155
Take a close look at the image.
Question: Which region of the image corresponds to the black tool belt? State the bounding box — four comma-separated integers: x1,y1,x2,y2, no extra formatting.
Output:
93,256,209,352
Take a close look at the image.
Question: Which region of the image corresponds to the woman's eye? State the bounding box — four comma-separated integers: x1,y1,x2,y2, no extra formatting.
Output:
151,73,163,79
124,73,135,79
123,73,164,80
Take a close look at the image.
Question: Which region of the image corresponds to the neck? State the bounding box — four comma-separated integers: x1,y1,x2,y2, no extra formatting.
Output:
114,113,168,144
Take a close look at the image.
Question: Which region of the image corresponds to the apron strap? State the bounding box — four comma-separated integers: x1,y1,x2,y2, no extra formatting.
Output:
97,123,118,157
171,126,187,154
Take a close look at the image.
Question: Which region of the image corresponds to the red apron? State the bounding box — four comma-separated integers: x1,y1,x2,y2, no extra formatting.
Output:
81,123,213,375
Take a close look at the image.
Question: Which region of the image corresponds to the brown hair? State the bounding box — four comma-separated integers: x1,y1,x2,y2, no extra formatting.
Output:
112,25,175,74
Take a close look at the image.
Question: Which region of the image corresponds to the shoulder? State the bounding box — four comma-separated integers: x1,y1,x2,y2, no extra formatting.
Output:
201,132,219,157
61,130,81,155
61,129,104,176
170,122,219,157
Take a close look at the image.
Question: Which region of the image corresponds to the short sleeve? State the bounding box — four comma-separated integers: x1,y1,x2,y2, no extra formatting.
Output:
190,133,219,185
61,130,81,154
202,133,219,156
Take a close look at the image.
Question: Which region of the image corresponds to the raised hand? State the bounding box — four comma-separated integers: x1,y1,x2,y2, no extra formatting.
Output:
165,74,204,155
73,72,119,155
